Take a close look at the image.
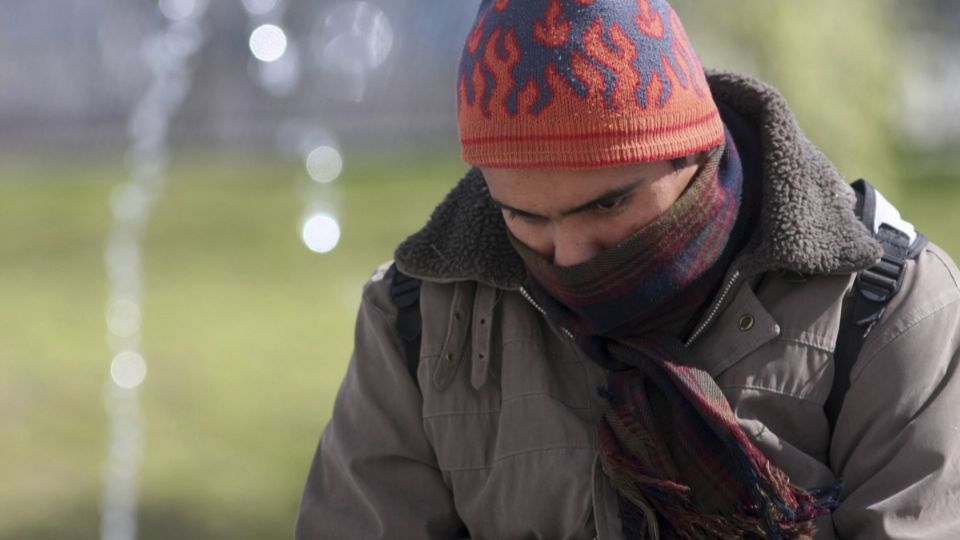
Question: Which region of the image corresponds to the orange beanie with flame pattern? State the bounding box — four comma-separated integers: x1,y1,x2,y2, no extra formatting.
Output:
457,0,723,169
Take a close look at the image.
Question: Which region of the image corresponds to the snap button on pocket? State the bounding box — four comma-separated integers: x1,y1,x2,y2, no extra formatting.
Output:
737,314,755,332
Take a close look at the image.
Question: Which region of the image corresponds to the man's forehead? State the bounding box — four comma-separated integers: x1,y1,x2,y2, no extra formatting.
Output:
481,162,671,216
482,162,668,199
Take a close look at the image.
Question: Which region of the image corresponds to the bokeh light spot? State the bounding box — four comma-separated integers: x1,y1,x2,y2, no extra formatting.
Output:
320,2,394,73
255,44,301,96
241,0,279,15
249,24,288,63
301,214,341,254
106,299,142,338
110,183,151,223
306,146,343,183
158,0,204,21
111,351,148,390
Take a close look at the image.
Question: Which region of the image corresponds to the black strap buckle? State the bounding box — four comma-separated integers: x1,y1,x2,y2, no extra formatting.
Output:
856,252,906,303
855,223,911,303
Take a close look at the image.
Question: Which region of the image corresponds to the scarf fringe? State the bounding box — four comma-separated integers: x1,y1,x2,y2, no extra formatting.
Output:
599,364,839,540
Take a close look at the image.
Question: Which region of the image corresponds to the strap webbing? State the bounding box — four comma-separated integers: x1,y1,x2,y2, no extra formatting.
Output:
825,180,926,430
387,264,423,389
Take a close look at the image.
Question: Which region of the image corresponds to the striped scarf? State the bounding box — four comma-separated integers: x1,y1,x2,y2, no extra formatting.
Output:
512,130,838,538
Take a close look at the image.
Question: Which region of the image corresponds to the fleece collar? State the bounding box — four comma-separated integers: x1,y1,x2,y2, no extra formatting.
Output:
394,71,882,290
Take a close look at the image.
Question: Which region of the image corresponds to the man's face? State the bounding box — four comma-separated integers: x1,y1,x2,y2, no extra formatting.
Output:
483,157,702,267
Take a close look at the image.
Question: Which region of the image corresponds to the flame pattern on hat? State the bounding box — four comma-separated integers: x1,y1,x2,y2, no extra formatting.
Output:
460,0,702,114
457,0,724,169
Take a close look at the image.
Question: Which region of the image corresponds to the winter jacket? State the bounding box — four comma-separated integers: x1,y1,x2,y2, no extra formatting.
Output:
296,72,960,539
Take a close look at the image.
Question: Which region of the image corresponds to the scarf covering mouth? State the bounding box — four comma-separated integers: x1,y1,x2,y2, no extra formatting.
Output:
511,130,838,538
509,130,741,359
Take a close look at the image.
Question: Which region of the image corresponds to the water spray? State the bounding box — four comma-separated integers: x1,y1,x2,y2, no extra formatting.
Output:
100,2,208,539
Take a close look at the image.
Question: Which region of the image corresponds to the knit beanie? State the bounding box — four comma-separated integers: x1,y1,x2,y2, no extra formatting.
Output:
457,0,724,169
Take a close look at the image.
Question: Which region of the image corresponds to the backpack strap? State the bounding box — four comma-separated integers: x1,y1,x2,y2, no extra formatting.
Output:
386,263,423,389
825,180,928,430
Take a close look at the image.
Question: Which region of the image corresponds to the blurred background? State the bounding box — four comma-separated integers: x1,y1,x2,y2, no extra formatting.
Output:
2,1,958,538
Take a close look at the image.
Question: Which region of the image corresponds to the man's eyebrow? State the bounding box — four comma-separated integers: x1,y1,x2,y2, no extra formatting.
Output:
489,198,547,219
490,179,645,219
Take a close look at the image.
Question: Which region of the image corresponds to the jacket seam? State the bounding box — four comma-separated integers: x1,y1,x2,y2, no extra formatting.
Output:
855,295,960,382
720,384,823,405
439,445,597,473
776,332,835,353
360,283,399,322
501,391,593,409
357,288,414,369
930,248,960,290
423,393,596,420
423,409,499,420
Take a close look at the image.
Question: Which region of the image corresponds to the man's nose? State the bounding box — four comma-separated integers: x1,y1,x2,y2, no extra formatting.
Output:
551,228,602,267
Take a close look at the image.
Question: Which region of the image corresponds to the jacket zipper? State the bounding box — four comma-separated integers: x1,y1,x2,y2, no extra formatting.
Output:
684,269,742,347
518,286,575,340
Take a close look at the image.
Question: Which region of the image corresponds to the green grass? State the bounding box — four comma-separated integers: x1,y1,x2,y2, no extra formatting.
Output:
0,152,462,539
0,151,956,539
896,160,960,258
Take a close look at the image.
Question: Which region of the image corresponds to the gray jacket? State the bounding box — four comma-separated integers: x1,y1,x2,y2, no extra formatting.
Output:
296,72,960,539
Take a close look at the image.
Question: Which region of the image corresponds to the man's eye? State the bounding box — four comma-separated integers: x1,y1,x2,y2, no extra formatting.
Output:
508,210,545,223
594,195,627,212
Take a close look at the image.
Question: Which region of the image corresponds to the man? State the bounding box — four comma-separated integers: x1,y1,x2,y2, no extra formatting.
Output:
297,1,960,538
